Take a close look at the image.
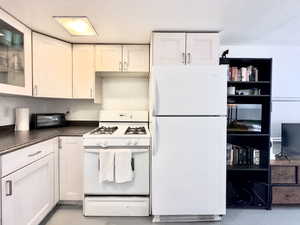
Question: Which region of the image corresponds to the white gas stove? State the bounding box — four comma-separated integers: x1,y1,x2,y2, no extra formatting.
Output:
83,111,150,147
83,110,150,217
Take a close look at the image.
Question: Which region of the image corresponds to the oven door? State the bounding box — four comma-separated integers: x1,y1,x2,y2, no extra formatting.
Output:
84,148,149,195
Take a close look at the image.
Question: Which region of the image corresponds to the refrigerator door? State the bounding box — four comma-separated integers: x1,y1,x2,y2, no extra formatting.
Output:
151,116,226,215
152,66,227,116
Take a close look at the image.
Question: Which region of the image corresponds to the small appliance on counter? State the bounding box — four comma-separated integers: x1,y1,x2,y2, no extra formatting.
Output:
30,113,66,129
15,107,30,131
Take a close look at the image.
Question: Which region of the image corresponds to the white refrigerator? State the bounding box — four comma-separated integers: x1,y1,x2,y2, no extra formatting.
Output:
150,66,227,221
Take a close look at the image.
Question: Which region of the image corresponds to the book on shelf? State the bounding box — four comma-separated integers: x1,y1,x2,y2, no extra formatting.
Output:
227,144,260,167
228,66,258,82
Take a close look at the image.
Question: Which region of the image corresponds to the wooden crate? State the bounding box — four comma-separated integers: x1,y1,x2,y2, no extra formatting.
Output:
271,166,296,184
272,186,300,204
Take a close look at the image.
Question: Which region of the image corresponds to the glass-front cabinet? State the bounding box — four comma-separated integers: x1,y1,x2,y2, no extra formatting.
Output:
0,9,32,96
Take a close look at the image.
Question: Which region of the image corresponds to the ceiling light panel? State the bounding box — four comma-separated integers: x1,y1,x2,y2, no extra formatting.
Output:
54,17,97,36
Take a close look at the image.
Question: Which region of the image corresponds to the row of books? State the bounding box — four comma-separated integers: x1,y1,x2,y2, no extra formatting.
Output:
228,66,259,82
227,144,260,166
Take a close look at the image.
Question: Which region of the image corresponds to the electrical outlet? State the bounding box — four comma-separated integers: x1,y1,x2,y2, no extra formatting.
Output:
3,107,10,117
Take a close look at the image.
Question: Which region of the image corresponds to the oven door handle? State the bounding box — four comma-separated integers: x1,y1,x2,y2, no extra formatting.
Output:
85,149,148,154
131,158,135,171
98,157,100,171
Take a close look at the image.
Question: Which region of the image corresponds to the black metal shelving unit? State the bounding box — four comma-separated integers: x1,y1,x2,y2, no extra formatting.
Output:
220,57,272,209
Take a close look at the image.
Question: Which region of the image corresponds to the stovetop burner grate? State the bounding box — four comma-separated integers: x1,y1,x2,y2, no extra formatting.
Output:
91,126,118,135
125,126,147,135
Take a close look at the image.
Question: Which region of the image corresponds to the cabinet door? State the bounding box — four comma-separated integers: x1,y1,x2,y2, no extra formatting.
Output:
0,9,32,96
2,154,54,225
53,138,59,205
123,45,149,72
59,137,83,201
152,33,186,66
73,44,95,99
186,33,219,66
32,32,72,98
95,45,122,72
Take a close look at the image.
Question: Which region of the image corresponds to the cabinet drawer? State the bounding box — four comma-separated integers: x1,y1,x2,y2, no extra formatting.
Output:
272,186,300,204
271,166,296,184
84,197,149,216
1,138,55,177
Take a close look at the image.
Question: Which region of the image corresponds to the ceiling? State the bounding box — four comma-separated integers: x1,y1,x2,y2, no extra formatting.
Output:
0,0,300,45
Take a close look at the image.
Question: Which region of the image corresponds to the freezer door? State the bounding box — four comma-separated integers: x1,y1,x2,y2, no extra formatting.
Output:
152,66,227,116
151,117,226,215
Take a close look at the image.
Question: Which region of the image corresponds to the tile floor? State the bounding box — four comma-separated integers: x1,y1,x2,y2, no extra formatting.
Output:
42,205,300,225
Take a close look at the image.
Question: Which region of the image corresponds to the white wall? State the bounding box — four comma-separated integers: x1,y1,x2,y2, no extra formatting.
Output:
222,45,300,137
0,95,48,126
101,77,149,110
222,45,300,99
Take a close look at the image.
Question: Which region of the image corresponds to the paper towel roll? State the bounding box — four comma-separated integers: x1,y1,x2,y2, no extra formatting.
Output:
15,108,29,131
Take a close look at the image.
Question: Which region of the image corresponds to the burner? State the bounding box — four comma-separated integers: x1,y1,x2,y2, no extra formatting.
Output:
92,126,118,135
125,126,146,135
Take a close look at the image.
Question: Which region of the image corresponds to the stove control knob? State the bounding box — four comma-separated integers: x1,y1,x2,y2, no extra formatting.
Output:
127,140,132,145
133,140,138,145
102,141,108,147
97,142,108,148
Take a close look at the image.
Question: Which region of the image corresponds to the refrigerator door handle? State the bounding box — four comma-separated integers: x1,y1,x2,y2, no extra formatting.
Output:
151,77,159,116
152,118,159,156
155,79,159,115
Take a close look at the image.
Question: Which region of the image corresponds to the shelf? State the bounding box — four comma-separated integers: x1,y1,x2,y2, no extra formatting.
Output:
227,166,269,172
224,57,272,210
228,95,270,98
227,205,268,209
227,133,270,137
228,81,270,84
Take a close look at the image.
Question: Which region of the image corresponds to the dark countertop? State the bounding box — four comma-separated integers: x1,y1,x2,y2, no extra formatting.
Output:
0,126,96,156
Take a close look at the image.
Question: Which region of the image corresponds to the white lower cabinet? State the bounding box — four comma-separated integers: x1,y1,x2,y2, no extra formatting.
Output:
59,137,84,201
0,136,84,224
2,153,54,225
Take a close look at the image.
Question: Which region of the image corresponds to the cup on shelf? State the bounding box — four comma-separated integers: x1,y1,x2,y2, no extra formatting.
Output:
228,86,236,95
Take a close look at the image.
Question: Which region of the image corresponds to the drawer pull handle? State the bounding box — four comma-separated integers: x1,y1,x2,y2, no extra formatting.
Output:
5,180,12,196
28,151,42,157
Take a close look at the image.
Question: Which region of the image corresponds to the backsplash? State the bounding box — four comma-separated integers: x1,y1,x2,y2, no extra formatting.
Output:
45,99,102,121
0,95,48,126
0,77,149,126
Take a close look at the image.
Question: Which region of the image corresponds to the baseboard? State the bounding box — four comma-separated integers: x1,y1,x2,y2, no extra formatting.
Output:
152,215,223,222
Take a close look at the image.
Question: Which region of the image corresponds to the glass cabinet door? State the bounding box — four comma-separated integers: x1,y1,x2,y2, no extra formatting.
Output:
0,9,32,96
0,19,25,87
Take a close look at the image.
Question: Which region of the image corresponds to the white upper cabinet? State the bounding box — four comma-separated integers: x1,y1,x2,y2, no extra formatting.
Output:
73,44,95,99
152,32,219,66
0,9,32,96
95,45,123,72
186,33,219,66
32,32,72,98
96,44,149,72
152,33,186,66
123,45,149,72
